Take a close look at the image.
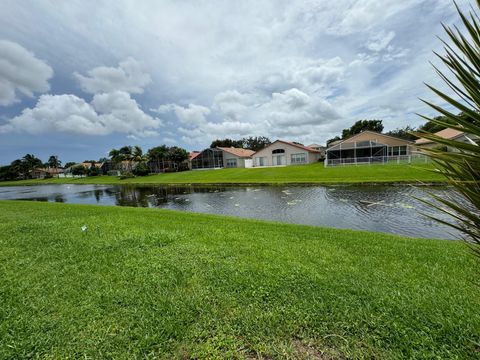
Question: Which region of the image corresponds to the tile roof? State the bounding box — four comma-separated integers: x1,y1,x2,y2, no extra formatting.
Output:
217,147,256,157
277,140,322,153
189,151,200,160
415,128,465,144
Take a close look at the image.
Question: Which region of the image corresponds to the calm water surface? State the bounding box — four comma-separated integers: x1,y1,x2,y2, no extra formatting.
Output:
0,184,462,239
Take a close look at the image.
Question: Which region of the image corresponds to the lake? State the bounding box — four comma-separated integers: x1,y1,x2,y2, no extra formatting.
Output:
0,184,462,239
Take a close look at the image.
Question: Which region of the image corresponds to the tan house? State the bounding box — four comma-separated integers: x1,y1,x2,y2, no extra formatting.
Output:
217,147,255,168
307,143,326,159
31,167,64,179
252,140,322,167
325,131,414,166
415,128,479,151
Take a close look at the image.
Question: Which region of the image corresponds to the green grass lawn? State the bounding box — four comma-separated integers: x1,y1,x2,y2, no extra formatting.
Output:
0,162,444,186
0,201,478,359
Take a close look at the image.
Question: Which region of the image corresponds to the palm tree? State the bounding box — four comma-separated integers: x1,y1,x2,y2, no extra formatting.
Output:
22,154,42,178
119,146,134,172
419,1,480,259
47,155,62,177
109,148,124,171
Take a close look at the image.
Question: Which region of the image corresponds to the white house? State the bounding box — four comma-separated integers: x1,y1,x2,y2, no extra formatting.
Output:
252,140,322,167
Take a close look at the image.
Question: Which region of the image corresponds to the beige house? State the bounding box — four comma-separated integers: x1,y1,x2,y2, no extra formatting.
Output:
307,143,326,159
325,131,414,166
415,128,479,151
252,140,322,167
217,147,255,168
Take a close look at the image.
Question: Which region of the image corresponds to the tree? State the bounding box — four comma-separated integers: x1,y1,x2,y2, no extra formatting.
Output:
47,155,61,177
326,136,342,146
166,146,189,163
71,165,87,176
132,145,146,162
385,126,419,141
147,145,169,172
241,136,271,151
22,154,42,178
419,1,480,259
0,165,17,181
64,162,76,169
342,120,384,139
47,155,61,169
133,162,150,176
210,138,243,148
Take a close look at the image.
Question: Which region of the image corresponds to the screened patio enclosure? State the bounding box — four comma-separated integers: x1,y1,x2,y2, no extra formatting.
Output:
191,148,224,169
326,140,395,165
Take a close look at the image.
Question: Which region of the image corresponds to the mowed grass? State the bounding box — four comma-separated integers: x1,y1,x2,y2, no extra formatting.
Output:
0,201,478,359
0,162,444,186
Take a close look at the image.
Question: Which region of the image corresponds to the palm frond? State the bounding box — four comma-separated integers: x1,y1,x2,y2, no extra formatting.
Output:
419,1,480,256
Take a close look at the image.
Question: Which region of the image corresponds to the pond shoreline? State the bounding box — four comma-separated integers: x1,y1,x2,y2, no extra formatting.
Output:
0,180,448,187
0,183,458,239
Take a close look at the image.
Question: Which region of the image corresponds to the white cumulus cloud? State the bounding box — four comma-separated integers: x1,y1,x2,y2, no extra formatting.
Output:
74,57,151,94
0,91,161,136
0,40,53,106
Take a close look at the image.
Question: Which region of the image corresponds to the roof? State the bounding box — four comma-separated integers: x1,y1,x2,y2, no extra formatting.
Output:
307,143,325,148
275,140,322,153
33,167,64,174
327,131,413,149
415,128,465,144
217,147,256,157
80,162,103,168
189,151,200,160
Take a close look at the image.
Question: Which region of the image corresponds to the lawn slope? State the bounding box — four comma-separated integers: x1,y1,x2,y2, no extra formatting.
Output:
0,162,444,186
0,201,478,358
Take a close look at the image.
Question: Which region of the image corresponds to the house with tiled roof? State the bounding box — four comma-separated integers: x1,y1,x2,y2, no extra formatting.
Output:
252,140,322,167
415,128,478,150
190,147,255,169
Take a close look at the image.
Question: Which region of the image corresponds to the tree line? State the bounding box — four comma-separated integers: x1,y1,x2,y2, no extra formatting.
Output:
209,136,271,151
0,154,63,181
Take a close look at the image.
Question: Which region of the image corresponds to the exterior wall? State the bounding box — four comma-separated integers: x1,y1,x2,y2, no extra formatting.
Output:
308,152,322,163
252,141,319,167
222,152,246,168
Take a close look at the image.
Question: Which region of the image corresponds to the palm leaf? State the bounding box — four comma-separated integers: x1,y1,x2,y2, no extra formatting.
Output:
419,1,480,257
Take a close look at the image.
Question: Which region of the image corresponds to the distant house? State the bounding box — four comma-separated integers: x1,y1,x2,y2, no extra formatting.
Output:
191,147,255,169
252,140,322,167
31,167,64,179
307,143,326,159
325,131,414,166
415,128,479,151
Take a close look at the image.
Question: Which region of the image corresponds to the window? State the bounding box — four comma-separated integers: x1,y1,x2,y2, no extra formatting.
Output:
256,157,266,166
226,158,237,168
388,146,408,156
291,153,306,164
272,149,285,154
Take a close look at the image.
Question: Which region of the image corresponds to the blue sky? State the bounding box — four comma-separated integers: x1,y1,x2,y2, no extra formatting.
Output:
0,0,464,165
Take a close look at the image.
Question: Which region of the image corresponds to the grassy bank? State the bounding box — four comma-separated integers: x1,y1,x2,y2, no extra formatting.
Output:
0,201,478,358
0,162,444,186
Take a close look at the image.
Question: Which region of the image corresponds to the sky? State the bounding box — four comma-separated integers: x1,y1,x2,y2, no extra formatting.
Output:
0,0,467,165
